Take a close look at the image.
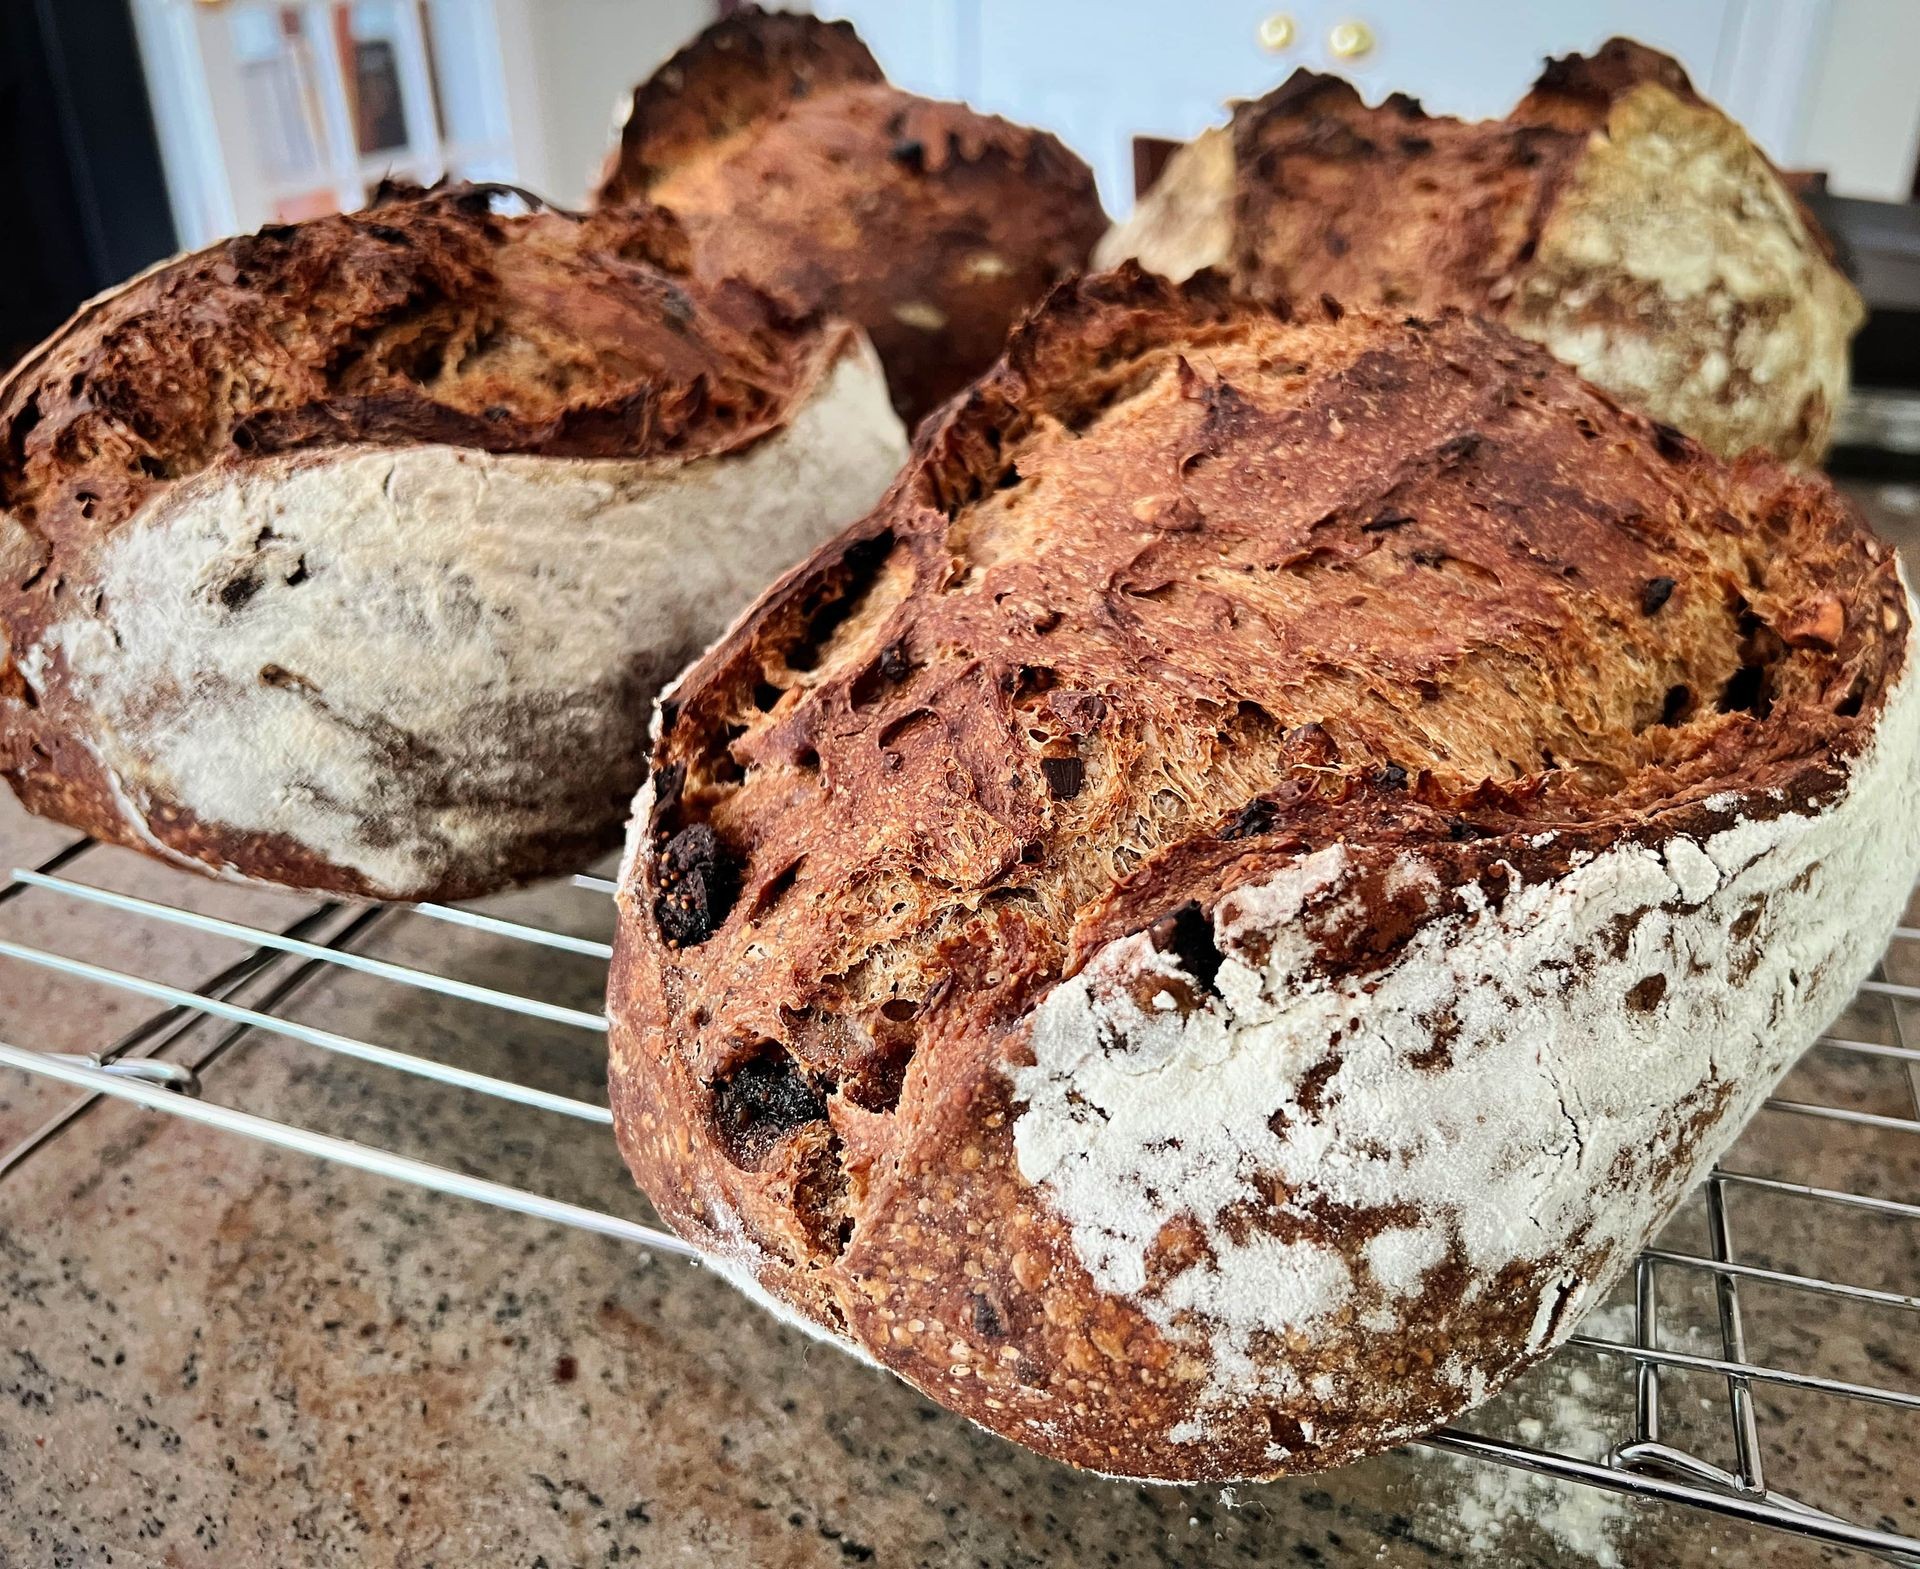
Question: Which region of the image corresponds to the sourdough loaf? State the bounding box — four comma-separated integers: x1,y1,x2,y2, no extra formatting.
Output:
0,186,906,900
594,7,1106,427
608,266,1918,1479
1096,39,1863,465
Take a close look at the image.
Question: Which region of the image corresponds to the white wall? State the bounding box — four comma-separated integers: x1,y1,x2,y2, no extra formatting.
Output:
1795,0,1920,200
497,0,710,207
814,1,1920,211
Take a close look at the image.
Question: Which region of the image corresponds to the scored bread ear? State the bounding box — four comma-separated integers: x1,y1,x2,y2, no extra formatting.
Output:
1511,34,1699,130
1089,125,1235,283
594,7,884,207
1512,35,1844,272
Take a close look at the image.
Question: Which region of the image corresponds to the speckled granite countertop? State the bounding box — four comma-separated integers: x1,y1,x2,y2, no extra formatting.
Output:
2,491,1918,1569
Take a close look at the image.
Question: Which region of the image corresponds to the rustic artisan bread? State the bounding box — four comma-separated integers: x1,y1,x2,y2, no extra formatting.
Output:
594,6,1106,427
608,266,1919,1480
1096,39,1863,465
0,186,906,900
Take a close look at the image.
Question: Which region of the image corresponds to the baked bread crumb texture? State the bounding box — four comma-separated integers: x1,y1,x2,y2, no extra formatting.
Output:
609,267,1918,1480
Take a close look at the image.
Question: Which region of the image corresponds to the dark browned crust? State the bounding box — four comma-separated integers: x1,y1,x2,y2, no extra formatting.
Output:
1227,38,1842,315
594,6,1107,425
592,8,884,207
0,184,858,898
1516,35,1699,125
1228,58,1602,317
607,265,1907,1477
0,185,828,555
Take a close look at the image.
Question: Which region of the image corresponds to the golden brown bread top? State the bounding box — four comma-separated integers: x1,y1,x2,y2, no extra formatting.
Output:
1229,39,1844,306
1228,39,1749,313
0,185,844,570
593,6,884,204
1084,38,1861,465
594,7,1106,425
623,267,1904,1240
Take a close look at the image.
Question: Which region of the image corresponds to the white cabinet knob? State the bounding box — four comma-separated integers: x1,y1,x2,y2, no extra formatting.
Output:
1328,19,1375,59
1257,13,1296,52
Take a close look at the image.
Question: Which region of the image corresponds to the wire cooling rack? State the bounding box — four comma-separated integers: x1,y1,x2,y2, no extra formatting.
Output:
1,834,1917,1563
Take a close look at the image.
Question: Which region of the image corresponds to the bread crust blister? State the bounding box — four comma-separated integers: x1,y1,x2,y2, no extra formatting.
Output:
608,266,1919,1479
0,187,906,898
595,6,1107,426
1096,39,1863,465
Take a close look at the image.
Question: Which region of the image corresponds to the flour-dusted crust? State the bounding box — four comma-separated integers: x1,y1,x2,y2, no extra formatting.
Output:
0,187,906,899
607,267,1918,1479
1011,665,1919,1475
593,6,1106,426
1100,39,1862,465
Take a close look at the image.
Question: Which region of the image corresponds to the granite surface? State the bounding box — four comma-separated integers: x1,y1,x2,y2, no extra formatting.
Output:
1,488,1918,1568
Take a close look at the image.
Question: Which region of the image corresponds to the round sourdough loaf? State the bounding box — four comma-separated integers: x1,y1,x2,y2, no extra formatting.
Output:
593,6,1106,427
1095,39,1863,466
607,267,1920,1479
0,187,906,900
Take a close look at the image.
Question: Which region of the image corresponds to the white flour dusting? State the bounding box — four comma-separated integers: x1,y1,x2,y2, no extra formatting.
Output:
1010,616,1920,1466
33,344,904,896
1431,1301,1727,1567
1442,1304,1638,1568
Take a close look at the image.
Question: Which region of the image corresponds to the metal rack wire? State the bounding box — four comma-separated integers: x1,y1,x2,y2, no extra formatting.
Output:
1,834,1916,1563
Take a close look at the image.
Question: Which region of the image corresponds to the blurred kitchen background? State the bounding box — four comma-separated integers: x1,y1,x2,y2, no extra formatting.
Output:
6,0,1919,458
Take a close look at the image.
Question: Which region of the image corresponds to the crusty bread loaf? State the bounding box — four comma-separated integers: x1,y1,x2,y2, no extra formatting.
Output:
1096,39,1863,465
594,7,1106,427
0,186,906,900
607,266,1918,1480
